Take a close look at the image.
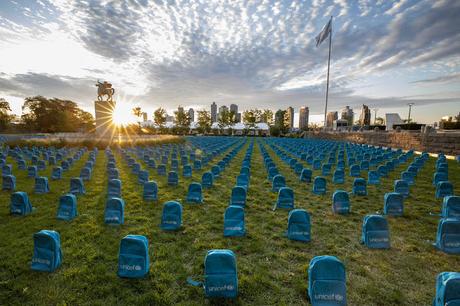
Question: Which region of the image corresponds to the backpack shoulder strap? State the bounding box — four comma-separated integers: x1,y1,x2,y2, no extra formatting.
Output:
187,276,203,288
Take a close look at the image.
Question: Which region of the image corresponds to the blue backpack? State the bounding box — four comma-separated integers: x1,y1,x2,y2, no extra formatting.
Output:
56,194,77,221
272,174,286,192
313,176,327,195
108,179,122,198
34,177,50,194
230,186,247,207
2,174,16,191
143,181,158,201
80,167,91,181
28,165,38,178
274,187,295,210
31,230,62,272
434,218,460,254
104,197,125,225
384,192,404,216
287,209,311,242
161,201,182,231
394,180,409,198
224,206,245,237
300,168,312,183
138,170,149,185
361,215,390,249
167,171,179,186
188,250,238,298
352,178,367,196
117,235,149,278
10,191,33,216
442,196,460,219
308,255,347,306
51,167,62,180
436,181,454,199
202,171,214,188
433,272,460,306
70,177,85,195
186,182,203,204
332,190,350,214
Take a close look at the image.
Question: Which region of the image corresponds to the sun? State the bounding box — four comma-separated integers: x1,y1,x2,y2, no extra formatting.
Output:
112,103,137,126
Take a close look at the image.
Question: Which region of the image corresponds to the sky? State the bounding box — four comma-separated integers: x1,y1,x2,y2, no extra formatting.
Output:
0,0,459,126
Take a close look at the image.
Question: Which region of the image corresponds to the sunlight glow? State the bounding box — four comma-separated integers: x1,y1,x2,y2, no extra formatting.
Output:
111,103,138,126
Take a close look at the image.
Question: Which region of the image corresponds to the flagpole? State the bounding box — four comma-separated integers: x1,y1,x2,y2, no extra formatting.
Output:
324,16,332,129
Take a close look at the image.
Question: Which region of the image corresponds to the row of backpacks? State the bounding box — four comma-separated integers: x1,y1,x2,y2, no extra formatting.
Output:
30,230,460,305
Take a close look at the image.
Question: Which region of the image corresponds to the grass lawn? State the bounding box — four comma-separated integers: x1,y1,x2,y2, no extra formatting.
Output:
0,137,459,305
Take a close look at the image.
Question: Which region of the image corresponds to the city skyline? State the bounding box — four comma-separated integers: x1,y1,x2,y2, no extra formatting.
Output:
0,1,459,124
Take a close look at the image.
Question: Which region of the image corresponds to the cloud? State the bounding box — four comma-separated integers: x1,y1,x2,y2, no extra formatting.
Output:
411,73,460,84
0,0,459,122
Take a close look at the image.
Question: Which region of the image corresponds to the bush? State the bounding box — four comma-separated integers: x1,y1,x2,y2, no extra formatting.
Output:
439,121,460,130
393,123,425,131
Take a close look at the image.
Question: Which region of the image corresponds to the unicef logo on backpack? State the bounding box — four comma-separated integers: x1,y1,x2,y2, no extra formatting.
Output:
315,293,344,302
208,284,235,292
32,257,51,266
445,241,460,248
120,264,142,271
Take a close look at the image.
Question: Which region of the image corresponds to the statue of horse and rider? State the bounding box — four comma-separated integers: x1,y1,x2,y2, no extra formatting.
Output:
95,80,115,101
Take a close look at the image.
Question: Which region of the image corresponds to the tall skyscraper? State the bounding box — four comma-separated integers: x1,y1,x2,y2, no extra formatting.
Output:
211,102,217,123
326,111,338,128
230,104,238,114
188,108,194,122
299,106,309,130
285,106,294,129
142,112,148,122
341,106,354,126
359,104,371,126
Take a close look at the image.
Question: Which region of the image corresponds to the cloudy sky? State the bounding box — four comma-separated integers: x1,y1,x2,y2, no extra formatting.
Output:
0,0,459,125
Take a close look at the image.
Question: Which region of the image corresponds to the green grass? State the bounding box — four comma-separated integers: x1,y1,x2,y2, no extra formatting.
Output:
0,137,459,305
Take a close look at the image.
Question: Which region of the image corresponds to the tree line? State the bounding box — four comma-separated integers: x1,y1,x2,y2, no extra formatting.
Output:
132,106,294,136
0,96,94,133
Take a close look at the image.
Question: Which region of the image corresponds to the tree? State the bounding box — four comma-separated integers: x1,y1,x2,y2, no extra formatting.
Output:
242,109,257,128
0,98,13,131
21,96,94,133
228,110,238,125
132,107,142,121
174,106,191,135
197,110,211,134
375,117,385,125
218,108,230,132
154,107,167,131
274,109,288,134
260,109,274,125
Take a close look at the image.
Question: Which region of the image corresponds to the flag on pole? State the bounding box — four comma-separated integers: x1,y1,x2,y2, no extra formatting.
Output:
315,18,332,47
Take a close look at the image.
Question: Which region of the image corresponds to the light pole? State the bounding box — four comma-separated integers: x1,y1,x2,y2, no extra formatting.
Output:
407,103,415,124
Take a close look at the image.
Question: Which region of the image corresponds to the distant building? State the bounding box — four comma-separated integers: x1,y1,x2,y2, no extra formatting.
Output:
385,113,404,131
333,119,348,131
188,108,194,122
166,114,174,123
230,104,238,114
299,106,309,130
326,111,338,128
142,112,148,122
341,106,354,126
218,105,229,120
359,104,371,126
236,113,241,123
285,106,294,129
230,104,241,122
211,102,217,123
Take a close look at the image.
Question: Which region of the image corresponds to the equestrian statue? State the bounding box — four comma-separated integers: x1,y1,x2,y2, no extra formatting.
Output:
95,80,115,101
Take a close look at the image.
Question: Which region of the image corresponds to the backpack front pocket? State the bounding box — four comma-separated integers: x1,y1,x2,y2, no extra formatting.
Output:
312,280,347,306
442,234,460,253
205,273,238,298
366,230,390,249
32,247,54,272
118,254,147,278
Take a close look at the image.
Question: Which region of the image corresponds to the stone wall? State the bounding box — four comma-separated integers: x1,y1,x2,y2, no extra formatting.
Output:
306,131,460,155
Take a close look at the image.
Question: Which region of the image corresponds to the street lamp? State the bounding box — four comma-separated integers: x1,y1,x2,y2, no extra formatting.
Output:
407,103,415,124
